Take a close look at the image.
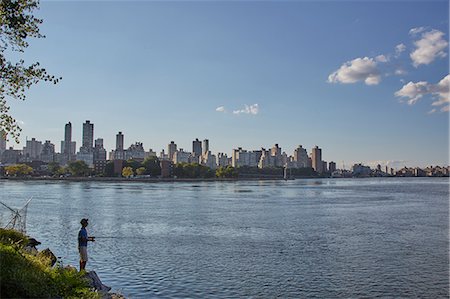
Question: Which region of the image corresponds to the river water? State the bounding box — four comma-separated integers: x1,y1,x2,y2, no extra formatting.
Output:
1,178,448,298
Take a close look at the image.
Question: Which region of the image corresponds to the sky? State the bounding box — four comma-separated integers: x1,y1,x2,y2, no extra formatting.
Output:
6,0,449,169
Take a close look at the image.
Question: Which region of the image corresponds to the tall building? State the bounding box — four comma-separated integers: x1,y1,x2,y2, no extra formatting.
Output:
0,130,6,155
293,145,309,168
329,161,337,173
192,138,202,158
23,138,42,162
41,140,55,163
202,139,209,155
63,122,72,155
81,120,94,153
93,138,107,161
311,145,323,174
116,132,124,151
168,141,177,162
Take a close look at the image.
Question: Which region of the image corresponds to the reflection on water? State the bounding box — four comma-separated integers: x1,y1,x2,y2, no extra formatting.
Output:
0,178,448,298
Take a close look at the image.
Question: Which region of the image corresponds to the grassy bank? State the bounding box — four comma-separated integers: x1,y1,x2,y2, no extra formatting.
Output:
0,228,100,298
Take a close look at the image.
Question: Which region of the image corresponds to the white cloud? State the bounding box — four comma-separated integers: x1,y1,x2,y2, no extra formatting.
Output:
394,68,407,76
327,57,381,85
441,105,449,112
409,27,426,35
395,43,406,55
375,55,388,63
215,106,226,113
394,81,429,105
410,29,448,67
427,108,437,114
233,104,259,115
395,74,450,112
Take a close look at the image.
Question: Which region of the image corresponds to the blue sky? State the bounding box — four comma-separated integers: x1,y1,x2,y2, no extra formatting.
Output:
7,0,449,168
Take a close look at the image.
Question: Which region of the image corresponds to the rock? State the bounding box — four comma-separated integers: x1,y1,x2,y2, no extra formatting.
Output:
37,248,57,267
84,271,112,293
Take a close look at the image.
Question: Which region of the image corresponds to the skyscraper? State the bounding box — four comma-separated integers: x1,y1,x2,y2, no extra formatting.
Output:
116,132,124,151
293,145,308,168
168,141,177,162
311,145,323,174
82,120,94,152
202,139,209,155
192,138,202,157
63,122,72,155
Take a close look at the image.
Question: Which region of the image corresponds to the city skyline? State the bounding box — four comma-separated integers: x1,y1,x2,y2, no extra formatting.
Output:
6,1,449,168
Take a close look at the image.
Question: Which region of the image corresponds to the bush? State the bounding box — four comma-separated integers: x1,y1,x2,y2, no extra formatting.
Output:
0,229,100,299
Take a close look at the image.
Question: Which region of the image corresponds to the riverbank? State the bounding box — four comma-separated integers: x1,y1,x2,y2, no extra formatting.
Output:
0,228,124,299
0,176,301,182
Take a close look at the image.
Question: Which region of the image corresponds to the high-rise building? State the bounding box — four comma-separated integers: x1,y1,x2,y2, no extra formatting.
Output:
63,122,72,155
168,141,177,162
329,161,337,173
192,138,202,158
116,132,124,151
202,139,209,155
311,146,323,174
0,130,6,155
81,120,94,152
93,138,107,161
23,138,42,162
293,145,309,168
41,140,55,163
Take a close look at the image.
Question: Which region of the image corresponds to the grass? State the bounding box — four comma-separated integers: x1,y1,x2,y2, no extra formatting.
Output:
0,228,101,299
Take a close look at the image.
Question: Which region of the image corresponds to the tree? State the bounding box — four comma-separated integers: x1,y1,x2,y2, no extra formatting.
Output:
142,156,161,177
47,162,61,176
67,161,90,177
135,167,146,176
5,164,33,176
122,166,133,178
1,0,61,142
104,161,115,177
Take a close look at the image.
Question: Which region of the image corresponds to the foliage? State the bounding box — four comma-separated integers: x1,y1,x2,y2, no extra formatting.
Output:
136,167,146,176
124,159,141,171
0,229,100,298
0,0,61,142
47,161,61,176
104,161,115,177
67,160,90,177
0,228,28,248
4,163,33,176
142,156,161,176
173,162,215,178
122,166,133,178
215,166,238,178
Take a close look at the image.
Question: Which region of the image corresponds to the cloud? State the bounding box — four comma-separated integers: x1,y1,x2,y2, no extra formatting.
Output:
409,27,426,35
233,104,259,115
375,55,388,63
394,81,429,105
395,74,450,111
365,160,409,169
410,29,448,67
395,43,406,55
394,68,407,75
327,57,381,85
215,106,226,113
427,108,437,114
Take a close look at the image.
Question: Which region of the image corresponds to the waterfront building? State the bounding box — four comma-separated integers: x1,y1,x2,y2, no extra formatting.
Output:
147,149,157,158
126,142,146,161
173,149,191,164
0,131,6,155
202,139,209,156
61,122,75,163
76,152,94,167
322,161,328,173
160,160,173,178
258,149,276,168
192,138,202,158
328,161,337,173
1,147,22,164
352,163,371,177
270,144,282,167
93,138,107,162
293,145,309,168
202,151,217,169
112,132,125,160
23,138,42,162
311,146,323,174
40,140,56,163
216,153,229,167
232,148,260,167
81,120,94,152
168,141,177,162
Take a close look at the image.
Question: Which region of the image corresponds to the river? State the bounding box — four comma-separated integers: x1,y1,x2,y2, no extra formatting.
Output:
1,178,448,298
